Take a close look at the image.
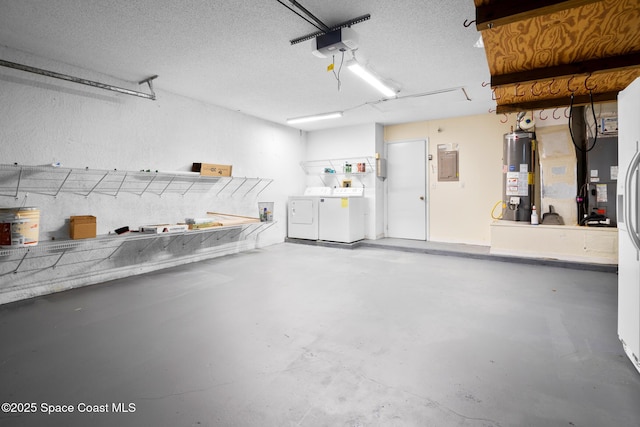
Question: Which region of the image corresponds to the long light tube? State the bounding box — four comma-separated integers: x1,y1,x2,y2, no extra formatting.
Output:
286,111,343,124
347,59,396,98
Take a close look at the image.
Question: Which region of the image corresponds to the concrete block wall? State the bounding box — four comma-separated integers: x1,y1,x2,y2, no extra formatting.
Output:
0,46,306,303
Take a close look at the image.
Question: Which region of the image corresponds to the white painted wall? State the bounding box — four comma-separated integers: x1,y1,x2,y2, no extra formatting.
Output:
0,46,304,302
385,114,510,245
305,123,382,239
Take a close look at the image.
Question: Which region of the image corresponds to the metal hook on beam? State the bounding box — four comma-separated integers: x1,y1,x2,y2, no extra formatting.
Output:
531,81,543,97
584,74,597,92
567,76,579,93
463,19,476,27
553,108,561,120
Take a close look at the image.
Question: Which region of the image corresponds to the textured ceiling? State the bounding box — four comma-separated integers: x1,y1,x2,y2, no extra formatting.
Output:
0,1,494,131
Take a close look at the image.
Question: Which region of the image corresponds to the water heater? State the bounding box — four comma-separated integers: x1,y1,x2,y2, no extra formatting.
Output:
502,131,535,221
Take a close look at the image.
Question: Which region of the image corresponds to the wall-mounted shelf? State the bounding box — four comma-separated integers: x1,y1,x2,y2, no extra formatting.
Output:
300,157,375,187
0,221,276,275
0,164,273,199
0,163,278,303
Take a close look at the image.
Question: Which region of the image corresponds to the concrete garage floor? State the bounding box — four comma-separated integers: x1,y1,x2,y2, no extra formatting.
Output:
0,243,639,427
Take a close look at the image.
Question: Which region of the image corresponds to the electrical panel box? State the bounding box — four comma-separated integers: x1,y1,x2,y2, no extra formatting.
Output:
600,117,618,135
438,150,459,181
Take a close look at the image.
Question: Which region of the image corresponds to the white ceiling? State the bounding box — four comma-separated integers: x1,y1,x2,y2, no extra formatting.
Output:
0,0,494,131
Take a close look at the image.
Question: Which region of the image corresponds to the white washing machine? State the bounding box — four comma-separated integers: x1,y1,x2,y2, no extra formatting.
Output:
318,187,365,243
287,187,331,240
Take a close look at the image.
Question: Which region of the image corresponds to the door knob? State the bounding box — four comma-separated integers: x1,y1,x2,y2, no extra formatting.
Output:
419,196,425,201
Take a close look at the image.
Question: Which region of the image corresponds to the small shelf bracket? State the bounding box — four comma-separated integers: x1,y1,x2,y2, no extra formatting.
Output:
256,221,276,236
182,175,201,196
139,175,158,196
14,166,24,200
215,228,236,242
113,172,128,198
158,175,177,197
163,234,185,250
242,179,263,198
50,249,69,269
81,170,110,197
215,178,234,197
255,179,273,197
230,178,249,197
106,242,126,260
13,250,30,274
54,169,73,198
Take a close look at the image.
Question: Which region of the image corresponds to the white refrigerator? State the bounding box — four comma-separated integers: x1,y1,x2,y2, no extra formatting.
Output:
617,76,640,375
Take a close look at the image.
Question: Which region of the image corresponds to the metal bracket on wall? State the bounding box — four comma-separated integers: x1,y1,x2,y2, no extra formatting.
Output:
106,242,126,260
230,178,249,197
50,249,69,269
214,229,236,242
12,250,30,274
163,234,184,250
0,59,158,100
251,221,276,237
138,238,159,255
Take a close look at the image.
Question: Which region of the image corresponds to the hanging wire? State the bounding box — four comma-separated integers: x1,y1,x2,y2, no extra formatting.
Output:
568,88,599,152
331,51,345,92
577,181,590,220
491,200,504,219
585,74,597,92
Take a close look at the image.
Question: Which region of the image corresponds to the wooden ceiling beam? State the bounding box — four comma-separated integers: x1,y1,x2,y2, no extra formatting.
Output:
476,0,603,30
495,91,619,114
490,52,640,87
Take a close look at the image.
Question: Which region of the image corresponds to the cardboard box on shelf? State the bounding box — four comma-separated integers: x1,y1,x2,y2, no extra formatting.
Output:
192,163,232,177
70,215,97,240
139,224,189,234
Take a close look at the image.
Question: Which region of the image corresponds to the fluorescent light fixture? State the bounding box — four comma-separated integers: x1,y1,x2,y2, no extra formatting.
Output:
286,111,343,125
347,59,397,98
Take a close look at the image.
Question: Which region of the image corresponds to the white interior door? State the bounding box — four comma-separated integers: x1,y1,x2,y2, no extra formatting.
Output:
386,139,428,240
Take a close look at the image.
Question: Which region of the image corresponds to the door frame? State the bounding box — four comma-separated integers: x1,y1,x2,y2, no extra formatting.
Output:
384,138,430,241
